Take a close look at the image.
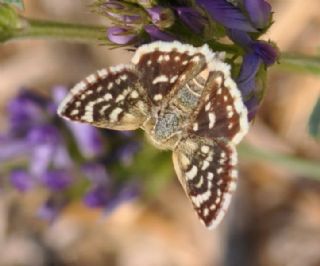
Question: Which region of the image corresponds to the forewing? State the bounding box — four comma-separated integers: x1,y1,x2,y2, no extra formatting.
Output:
190,67,249,144
131,41,209,105
58,65,149,130
172,137,237,229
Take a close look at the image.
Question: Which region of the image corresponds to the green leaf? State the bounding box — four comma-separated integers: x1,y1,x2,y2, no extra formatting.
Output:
280,54,320,76
309,98,320,139
0,0,24,10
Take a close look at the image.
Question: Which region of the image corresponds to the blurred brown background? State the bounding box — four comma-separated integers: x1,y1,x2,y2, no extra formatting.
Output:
0,1,320,266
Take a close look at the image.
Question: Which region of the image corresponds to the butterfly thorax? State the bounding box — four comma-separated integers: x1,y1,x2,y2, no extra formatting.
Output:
143,108,184,150
143,74,207,150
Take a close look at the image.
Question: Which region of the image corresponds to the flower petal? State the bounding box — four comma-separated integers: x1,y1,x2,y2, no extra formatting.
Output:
251,41,278,66
196,0,256,32
236,51,262,96
66,121,103,158
144,24,176,41
10,169,34,192
107,27,137,44
41,169,73,191
243,0,272,29
83,184,110,208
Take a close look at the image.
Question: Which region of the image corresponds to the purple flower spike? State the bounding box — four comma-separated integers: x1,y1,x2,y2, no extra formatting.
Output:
42,169,73,191
196,0,256,32
84,185,110,208
144,25,176,41
10,169,34,192
107,27,136,45
244,0,272,29
176,7,204,33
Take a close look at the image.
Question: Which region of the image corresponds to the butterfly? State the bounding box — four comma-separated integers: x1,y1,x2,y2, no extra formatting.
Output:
58,41,249,229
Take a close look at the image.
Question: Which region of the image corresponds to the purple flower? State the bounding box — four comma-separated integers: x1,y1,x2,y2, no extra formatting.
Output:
41,169,73,191
7,89,47,135
82,163,110,184
116,141,140,166
10,169,34,192
243,0,272,29
196,0,256,32
84,184,110,208
0,136,31,162
144,25,176,41
236,51,261,96
175,7,205,34
27,125,60,177
66,122,103,158
251,41,278,67
103,181,140,213
107,26,137,44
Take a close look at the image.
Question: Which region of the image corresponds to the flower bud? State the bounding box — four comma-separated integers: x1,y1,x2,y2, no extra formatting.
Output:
0,3,21,42
97,1,147,27
243,0,272,29
107,26,137,44
147,6,175,29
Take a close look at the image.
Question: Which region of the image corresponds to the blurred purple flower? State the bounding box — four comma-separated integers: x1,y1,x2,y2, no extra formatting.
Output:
84,184,110,208
7,89,47,135
82,163,110,184
107,26,137,44
103,181,140,213
243,0,272,29
1,87,141,222
0,136,31,162
41,169,73,191
66,122,103,158
10,169,34,192
116,141,140,166
196,0,256,32
27,125,60,177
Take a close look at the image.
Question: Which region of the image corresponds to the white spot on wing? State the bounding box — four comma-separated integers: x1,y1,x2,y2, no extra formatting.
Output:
109,107,122,122
208,112,216,129
153,75,169,84
186,165,198,180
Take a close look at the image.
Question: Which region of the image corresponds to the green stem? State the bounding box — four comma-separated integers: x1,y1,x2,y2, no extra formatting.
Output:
11,17,107,43
278,53,320,76
239,143,320,180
